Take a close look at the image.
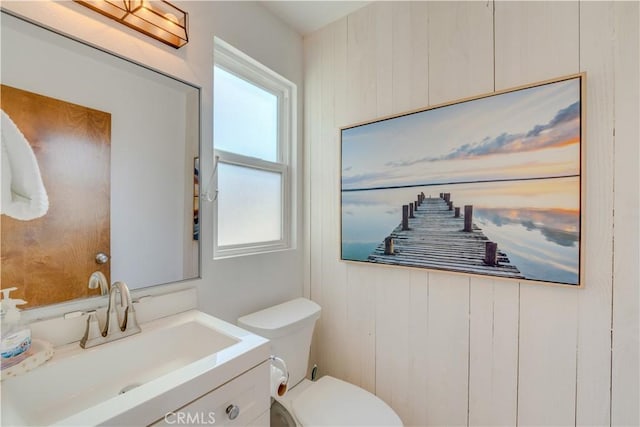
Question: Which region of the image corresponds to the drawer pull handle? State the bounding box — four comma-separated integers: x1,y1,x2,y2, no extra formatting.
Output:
226,404,240,420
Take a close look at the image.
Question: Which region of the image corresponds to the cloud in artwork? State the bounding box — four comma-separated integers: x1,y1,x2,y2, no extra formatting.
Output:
386,101,580,167
526,102,580,137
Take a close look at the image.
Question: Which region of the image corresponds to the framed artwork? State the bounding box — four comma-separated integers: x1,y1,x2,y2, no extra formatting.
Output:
193,156,200,241
341,73,585,287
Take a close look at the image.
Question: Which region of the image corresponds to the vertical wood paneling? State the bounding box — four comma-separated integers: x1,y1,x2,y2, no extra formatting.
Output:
375,267,411,424
408,1,430,110
518,287,579,427
304,30,323,374
612,2,640,425
494,1,579,89
305,2,637,426
577,2,615,425
346,6,377,125
469,279,519,426
374,2,394,119
331,18,351,379
428,1,494,105
333,18,349,129
408,270,430,426
344,264,377,394
426,272,470,426
494,2,580,426
391,2,413,114
390,1,431,113
470,280,499,425
319,22,349,381
492,282,520,423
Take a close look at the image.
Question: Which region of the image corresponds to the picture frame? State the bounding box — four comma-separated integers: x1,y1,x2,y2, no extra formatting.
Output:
193,156,200,241
341,73,585,287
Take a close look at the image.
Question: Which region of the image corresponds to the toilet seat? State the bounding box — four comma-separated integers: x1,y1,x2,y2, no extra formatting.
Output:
291,376,403,426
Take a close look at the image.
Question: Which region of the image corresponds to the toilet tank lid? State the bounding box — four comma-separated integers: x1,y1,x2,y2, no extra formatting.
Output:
237,298,321,338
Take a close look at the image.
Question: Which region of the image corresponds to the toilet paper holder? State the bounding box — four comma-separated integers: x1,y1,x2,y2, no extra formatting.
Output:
269,355,289,384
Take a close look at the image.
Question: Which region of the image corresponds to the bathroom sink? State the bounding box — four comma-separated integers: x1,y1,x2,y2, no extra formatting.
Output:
1,309,270,426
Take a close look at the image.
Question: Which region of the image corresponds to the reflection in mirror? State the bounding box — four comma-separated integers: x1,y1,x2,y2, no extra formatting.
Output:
0,11,200,309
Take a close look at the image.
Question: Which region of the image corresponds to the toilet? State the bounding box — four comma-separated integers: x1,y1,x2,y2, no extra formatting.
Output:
238,298,403,426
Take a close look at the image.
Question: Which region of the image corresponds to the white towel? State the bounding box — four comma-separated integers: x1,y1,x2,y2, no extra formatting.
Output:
0,109,49,220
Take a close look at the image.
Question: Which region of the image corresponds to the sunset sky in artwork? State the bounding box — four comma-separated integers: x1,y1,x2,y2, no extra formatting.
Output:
341,77,582,192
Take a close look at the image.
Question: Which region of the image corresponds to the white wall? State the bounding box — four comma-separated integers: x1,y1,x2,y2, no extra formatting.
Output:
304,2,639,426
2,1,305,323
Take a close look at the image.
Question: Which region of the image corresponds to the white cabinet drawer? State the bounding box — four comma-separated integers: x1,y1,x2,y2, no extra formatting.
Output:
151,361,269,426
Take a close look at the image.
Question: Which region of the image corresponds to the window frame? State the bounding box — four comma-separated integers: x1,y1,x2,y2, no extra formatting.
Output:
213,38,296,259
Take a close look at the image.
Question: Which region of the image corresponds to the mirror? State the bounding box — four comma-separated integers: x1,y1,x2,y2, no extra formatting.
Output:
0,11,200,309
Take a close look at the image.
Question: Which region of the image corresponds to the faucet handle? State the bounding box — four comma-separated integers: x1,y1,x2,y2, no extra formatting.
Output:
123,305,141,335
103,305,122,337
80,311,102,348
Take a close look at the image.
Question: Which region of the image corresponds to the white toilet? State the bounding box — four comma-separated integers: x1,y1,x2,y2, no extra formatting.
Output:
238,298,403,426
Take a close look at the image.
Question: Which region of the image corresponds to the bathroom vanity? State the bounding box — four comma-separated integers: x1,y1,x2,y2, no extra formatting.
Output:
1,300,271,426
150,361,270,426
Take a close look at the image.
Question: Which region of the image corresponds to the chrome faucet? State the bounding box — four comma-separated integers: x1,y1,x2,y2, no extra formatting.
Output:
80,281,141,349
88,271,110,296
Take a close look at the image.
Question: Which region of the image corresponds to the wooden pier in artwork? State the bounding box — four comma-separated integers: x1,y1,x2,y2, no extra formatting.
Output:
368,193,524,279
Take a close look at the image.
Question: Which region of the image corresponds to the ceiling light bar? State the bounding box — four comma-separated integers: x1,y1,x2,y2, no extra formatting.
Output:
75,0,188,49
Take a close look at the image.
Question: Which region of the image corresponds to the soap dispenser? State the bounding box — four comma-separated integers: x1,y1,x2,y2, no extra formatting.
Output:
1,287,31,369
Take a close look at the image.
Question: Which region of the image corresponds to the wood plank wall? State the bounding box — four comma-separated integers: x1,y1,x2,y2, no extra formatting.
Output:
303,2,639,426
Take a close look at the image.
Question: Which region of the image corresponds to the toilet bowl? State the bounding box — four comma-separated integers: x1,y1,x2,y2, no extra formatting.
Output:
272,377,403,426
238,298,403,427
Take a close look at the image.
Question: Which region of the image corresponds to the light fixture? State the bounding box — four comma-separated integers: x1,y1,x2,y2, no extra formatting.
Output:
75,0,188,49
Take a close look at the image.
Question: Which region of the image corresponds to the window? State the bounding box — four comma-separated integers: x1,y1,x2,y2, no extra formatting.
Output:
213,38,296,258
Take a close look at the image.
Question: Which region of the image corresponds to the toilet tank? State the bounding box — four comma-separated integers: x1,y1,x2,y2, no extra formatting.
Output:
238,298,321,387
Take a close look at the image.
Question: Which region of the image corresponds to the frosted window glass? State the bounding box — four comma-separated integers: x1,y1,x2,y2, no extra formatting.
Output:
214,66,278,162
217,163,282,246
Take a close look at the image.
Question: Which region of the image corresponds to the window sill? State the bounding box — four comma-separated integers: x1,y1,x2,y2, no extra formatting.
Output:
213,242,295,260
